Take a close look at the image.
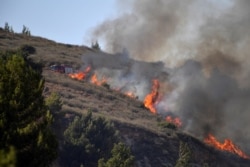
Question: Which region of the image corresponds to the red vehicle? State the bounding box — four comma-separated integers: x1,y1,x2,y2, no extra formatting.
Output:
50,65,65,73
50,64,73,74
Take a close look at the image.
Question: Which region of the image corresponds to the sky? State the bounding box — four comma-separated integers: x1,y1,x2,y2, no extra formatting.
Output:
0,0,117,45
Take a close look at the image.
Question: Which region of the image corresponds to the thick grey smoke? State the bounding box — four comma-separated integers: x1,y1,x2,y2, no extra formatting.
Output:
87,0,250,154
91,0,239,65
160,60,250,153
82,50,167,99
91,0,188,62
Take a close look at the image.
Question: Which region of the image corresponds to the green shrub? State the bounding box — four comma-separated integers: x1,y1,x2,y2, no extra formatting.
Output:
91,41,101,50
20,44,36,55
175,141,191,167
0,50,58,167
158,121,177,130
0,146,16,167
61,111,118,166
45,92,62,112
98,142,134,167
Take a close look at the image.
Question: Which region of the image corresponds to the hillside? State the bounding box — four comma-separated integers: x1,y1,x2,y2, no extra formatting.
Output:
1,29,250,167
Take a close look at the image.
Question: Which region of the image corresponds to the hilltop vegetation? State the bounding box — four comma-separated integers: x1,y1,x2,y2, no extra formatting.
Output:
1,28,250,167
0,49,57,167
0,48,134,167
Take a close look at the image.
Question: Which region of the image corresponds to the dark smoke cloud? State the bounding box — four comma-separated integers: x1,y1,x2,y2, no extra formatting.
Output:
162,60,250,152
87,0,250,154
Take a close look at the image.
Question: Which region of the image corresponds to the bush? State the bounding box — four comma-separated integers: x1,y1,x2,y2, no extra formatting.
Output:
45,92,62,112
61,111,118,166
91,41,101,50
98,142,134,167
0,146,16,167
158,121,177,130
20,44,36,55
175,141,191,167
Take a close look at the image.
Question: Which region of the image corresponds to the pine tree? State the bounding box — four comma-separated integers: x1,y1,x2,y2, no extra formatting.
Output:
22,25,31,36
175,141,192,167
3,22,14,33
62,111,118,166
45,92,62,112
0,51,57,167
0,146,16,167
98,142,134,167
91,41,101,50
4,22,10,32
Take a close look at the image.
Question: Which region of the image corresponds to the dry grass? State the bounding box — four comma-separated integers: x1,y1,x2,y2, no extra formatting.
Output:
0,29,94,69
2,29,250,167
43,69,166,134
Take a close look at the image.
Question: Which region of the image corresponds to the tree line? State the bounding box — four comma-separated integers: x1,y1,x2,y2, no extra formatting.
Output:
0,47,134,167
0,48,57,166
3,22,31,36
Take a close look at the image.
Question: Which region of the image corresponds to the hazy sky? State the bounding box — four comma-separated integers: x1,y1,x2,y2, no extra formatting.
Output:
0,0,117,45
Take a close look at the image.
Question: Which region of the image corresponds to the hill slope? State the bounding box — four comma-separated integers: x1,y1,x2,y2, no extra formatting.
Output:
1,29,250,167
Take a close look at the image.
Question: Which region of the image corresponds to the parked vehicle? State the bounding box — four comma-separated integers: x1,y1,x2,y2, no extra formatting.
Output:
50,64,73,74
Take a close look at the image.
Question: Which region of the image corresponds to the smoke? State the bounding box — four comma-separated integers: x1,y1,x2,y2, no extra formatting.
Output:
91,0,188,62
82,50,167,99
162,60,250,149
86,0,250,154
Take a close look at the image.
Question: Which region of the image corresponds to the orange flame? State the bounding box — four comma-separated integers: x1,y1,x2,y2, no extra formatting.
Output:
204,134,249,159
68,72,86,80
166,116,182,127
91,73,107,86
124,91,136,98
68,66,91,80
144,79,160,114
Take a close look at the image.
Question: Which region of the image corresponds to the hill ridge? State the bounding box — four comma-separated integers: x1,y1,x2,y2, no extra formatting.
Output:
1,29,250,167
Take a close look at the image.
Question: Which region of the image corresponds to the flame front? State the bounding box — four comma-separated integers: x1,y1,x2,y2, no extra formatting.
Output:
204,134,249,159
144,79,160,114
68,72,86,80
68,66,91,80
91,73,107,86
166,116,182,127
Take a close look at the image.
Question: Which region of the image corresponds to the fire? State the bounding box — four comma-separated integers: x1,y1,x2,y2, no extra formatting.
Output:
68,72,87,80
144,79,160,114
68,66,91,80
204,134,250,159
91,73,107,86
165,116,182,127
124,91,136,98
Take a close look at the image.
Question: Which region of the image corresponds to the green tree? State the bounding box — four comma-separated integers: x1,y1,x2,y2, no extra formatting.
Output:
3,22,14,33
62,111,118,166
0,51,58,167
4,22,10,32
22,25,31,36
91,41,101,50
175,141,192,167
20,44,36,55
98,142,134,167
45,92,62,112
0,146,16,167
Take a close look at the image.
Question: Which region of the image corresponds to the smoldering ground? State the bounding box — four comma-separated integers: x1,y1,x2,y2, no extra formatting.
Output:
85,0,250,154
